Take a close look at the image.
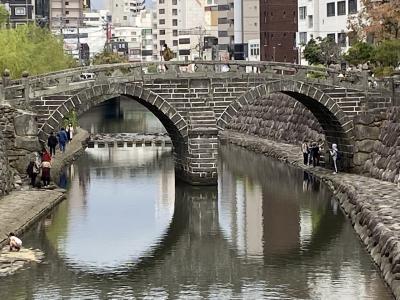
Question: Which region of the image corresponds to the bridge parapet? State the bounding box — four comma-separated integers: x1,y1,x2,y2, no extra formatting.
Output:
1,61,398,104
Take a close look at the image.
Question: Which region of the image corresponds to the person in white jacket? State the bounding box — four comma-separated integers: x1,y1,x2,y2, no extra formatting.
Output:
330,143,339,174
8,232,22,251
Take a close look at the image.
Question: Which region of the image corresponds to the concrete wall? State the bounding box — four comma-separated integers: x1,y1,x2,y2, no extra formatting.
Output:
226,93,324,145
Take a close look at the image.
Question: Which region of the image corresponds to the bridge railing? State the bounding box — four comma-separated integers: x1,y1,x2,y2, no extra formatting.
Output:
0,61,397,103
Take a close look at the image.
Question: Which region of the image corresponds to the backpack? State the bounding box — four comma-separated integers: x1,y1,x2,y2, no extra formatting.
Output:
164,48,174,61
336,151,341,160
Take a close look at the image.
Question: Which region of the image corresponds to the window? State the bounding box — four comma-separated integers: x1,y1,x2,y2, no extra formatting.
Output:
348,0,357,14
218,4,230,11
338,33,346,47
123,16,127,20
308,15,313,28
65,11,69,15
14,7,26,15
172,19,178,26
337,1,346,15
179,38,190,44
179,49,191,55
218,31,228,37
159,9,165,14
327,2,335,16
299,32,307,44
327,33,335,42
172,0,177,4
250,44,259,56
172,9,178,15
65,1,69,5
173,29,178,36
173,40,178,46
159,29,165,35
160,40,165,46
218,18,228,24
159,0,164,3
159,19,165,25
299,6,306,19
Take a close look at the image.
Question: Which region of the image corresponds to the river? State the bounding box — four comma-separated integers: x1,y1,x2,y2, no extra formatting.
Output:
0,98,393,299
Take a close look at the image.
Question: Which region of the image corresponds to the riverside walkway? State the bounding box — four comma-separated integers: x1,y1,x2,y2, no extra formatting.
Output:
221,130,400,299
0,129,89,248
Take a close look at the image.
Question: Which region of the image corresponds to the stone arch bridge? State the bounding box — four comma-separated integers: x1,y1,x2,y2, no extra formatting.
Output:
0,61,397,185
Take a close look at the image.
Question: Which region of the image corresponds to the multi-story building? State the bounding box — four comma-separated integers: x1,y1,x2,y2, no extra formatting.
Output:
35,0,49,24
157,0,211,61
260,0,298,63
0,0,35,27
112,9,156,62
106,0,145,26
50,0,83,30
297,0,360,64
217,0,260,60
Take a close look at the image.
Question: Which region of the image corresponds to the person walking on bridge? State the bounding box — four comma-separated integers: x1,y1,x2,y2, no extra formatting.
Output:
57,128,68,153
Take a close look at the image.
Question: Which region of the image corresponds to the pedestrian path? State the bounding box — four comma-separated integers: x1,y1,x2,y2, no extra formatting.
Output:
221,130,400,299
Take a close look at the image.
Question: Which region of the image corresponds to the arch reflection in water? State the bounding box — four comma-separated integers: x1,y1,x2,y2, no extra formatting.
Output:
49,146,175,273
0,144,392,299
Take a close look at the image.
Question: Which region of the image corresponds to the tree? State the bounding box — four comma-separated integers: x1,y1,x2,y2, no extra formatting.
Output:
374,39,400,67
343,42,374,65
92,50,128,65
0,25,77,78
0,5,8,27
303,37,342,66
348,0,400,42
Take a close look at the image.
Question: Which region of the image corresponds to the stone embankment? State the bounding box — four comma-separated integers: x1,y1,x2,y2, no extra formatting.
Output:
220,130,400,299
0,128,89,249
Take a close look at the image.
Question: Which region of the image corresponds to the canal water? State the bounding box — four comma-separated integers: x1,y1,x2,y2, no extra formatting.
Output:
0,98,393,299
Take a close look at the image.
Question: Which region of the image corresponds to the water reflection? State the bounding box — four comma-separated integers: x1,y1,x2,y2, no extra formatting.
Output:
78,96,167,134
0,145,392,299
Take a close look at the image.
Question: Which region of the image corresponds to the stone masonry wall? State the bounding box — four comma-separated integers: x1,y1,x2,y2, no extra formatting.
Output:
226,93,324,145
0,104,42,192
354,108,400,184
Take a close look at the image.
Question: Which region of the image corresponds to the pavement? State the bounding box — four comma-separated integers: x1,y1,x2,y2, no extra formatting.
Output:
0,128,89,248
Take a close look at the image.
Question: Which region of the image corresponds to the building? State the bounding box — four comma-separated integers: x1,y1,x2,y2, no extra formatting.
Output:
111,9,157,62
50,0,83,31
260,0,298,63
217,0,260,60
1,0,35,27
35,0,50,25
106,0,145,26
297,0,361,65
157,0,212,61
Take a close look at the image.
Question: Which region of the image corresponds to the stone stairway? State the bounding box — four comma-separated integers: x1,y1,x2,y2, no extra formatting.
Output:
31,94,72,128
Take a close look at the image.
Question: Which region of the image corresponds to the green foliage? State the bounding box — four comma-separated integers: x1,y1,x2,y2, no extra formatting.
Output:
63,109,78,128
0,25,77,78
303,37,342,66
306,64,328,79
374,66,395,77
92,50,128,65
373,39,400,67
343,42,374,66
0,5,8,27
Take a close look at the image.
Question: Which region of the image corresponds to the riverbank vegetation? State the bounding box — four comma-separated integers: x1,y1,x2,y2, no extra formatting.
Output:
0,9,76,79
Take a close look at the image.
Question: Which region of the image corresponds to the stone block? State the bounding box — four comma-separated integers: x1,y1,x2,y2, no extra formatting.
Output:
353,152,372,166
13,112,38,136
355,140,376,153
354,125,380,140
14,136,41,152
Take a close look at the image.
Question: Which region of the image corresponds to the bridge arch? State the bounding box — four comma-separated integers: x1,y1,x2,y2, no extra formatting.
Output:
217,80,355,169
38,82,192,180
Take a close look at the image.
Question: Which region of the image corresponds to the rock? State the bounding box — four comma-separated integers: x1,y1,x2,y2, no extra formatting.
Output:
354,125,381,140
14,136,41,152
13,112,38,136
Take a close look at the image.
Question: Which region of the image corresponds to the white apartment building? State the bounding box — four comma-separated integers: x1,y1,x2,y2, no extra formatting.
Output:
107,0,145,26
112,9,157,62
297,0,360,65
157,0,211,61
83,10,111,27
51,0,83,30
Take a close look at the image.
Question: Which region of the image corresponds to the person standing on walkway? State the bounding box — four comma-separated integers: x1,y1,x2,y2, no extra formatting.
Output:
67,123,74,142
162,44,173,71
330,143,339,174
58,128,68,153
301,140,309,165
41,159,51,187
311,142,320,167
47,132,58,157
26,153,40,187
